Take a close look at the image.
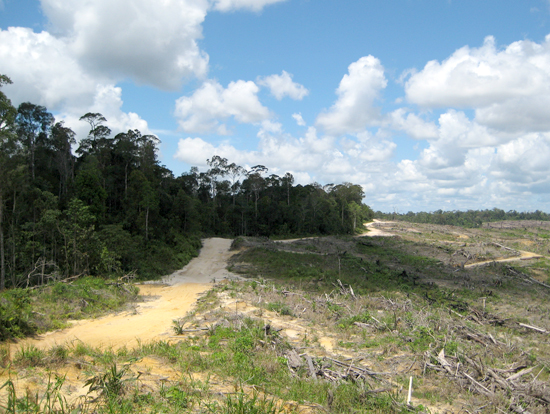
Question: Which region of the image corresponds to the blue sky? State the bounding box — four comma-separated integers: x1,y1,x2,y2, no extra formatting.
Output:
2,0,550,212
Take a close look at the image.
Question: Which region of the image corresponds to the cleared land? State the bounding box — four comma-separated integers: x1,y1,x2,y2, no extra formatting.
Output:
1,221,550,413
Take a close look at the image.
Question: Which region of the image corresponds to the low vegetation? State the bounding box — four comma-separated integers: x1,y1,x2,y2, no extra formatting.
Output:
2,222,550,413
0,276,138,341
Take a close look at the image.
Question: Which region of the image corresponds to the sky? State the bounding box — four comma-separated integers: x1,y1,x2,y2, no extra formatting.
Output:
2,0,550,213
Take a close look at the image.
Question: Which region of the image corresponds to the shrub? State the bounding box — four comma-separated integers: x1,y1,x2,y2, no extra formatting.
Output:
0,289,35,340
266,302,293,316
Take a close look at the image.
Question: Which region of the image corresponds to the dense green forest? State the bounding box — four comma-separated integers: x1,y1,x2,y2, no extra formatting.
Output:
0,75,373,290
375,208,550,228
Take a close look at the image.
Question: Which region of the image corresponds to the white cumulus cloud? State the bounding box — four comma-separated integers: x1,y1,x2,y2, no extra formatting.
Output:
0,27,100,110
492,133,550,185
387,108,439,140
41,0,210,90
292,113,306,126
174,79,271,133
210,0,287,12
405,35,550,134
55,84,152,145
0,26,152,145
316,56,387,136
257,71,309,100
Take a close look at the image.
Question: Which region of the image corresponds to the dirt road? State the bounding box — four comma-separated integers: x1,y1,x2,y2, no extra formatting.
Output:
464,250,544,268
361,220,396,237
16,238,238,352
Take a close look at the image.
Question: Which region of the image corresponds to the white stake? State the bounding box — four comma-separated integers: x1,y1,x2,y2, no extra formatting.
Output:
407,376,413,406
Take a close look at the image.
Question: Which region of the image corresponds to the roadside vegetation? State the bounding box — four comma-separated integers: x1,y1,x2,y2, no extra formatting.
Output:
2,222,550,413
0,276,139,341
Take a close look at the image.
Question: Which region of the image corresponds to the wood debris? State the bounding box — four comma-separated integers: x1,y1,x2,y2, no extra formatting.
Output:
427,348,550,411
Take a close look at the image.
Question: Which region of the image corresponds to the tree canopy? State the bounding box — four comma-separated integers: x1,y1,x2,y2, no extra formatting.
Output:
0,74,374,289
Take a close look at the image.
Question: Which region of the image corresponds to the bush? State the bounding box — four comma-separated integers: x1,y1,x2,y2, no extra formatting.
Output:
134,235,201,280
0,277,139,341
0,289,35,341
266,302,293,316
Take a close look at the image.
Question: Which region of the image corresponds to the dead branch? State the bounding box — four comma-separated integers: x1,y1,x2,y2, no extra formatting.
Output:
506,266,550,291
323,356,391,378
428,348,549,409
435,349,454,375
518,323,549,334
463,372,494,397
306,355,318,381
507,367,535,382
489,242,520,254
60,273,85,284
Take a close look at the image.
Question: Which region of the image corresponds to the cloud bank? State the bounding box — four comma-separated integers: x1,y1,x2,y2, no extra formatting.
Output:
0,0,284,142
2,1,550,211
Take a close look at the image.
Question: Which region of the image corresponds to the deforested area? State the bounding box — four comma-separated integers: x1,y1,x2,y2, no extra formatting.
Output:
2,222,549,413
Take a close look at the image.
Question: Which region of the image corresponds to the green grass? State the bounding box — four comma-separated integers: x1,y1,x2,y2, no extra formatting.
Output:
265,302,293,316
206,390,283,414
0,276,138,341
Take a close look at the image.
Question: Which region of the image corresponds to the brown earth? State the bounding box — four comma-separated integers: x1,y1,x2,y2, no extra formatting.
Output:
12,238,240,353
1,238,243,405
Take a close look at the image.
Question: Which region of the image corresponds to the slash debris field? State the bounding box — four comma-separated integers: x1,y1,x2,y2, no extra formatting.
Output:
2,221,550,413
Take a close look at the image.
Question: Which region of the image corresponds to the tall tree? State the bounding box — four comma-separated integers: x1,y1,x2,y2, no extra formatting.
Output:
282,172,294,206
136,132,160,181
206,155,229,201
78,113,111,155
77,113,113,195
50,122,76,201
16,102,54,181
246,165,268,219
0,75,17,290
226,162,246,206
331,183,364,232
128,170,158,240
113,130,139,197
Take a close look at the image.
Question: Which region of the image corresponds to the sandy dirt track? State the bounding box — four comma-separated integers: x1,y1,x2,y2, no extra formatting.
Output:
15,238,238,352
465,250,544,268
362,219,396,237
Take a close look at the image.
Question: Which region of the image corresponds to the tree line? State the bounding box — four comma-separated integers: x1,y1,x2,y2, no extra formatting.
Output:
375,208,550,228
0,75,373,290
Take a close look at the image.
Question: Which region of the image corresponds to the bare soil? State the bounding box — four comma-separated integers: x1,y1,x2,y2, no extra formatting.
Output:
14,238,240,352
1,238,241,403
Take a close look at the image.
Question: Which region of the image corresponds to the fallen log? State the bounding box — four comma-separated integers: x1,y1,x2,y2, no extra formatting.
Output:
518,323,548,334
507,367,535,382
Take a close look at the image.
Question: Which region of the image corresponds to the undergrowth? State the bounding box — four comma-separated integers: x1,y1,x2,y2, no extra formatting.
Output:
0,277,138,341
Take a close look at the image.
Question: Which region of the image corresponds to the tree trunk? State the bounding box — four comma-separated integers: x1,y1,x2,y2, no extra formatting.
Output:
40,258,45,285
30,138,35,181
73,220,77,275
125,163,129,196
287,183,290,206
10,190,16,286
145,207,149,240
